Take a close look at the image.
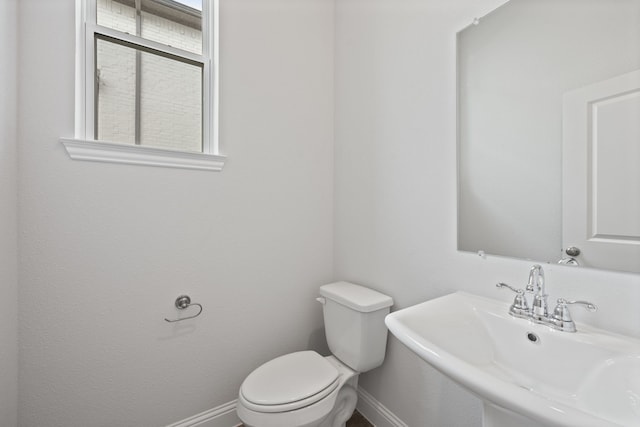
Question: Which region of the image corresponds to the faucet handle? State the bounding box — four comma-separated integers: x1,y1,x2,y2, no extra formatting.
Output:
496,283,529,316
551,298,597,332
496,282,524,295
553,298,598,317
560,299,597,311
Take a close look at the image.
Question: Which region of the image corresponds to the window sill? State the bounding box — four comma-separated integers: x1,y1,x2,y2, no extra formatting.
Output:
60,138,226,171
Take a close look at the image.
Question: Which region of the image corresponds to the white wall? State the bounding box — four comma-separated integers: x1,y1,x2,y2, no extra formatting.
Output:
17,0,334,426
334,0,640,425
0,0,18,425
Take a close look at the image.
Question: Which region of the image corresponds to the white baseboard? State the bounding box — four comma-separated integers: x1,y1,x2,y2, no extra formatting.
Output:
356,388,408,427
166,400,241,427
167,388,406,427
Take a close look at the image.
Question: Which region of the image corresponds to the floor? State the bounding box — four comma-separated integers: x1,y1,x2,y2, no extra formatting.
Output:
346,410,374,426
239,410,374,427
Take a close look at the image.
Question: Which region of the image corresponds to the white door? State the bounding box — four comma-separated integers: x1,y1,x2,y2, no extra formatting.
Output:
562,69,640,273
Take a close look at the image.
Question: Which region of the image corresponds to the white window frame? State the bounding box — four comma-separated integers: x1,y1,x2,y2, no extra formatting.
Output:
61,0,225,171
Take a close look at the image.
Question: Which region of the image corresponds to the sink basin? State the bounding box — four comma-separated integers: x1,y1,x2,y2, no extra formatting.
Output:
385,292,640,427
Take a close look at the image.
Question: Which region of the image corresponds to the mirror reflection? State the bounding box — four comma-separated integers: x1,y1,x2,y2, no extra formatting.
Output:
457,0,640,273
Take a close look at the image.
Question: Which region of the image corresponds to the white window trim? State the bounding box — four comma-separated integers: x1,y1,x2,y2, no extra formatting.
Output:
61,0,225,171
60,138,225,171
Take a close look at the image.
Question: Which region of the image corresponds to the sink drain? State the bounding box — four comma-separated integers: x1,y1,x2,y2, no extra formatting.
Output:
526,332,540,343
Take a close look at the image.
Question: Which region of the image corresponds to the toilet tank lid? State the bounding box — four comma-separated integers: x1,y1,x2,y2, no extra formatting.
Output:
319,281,393,312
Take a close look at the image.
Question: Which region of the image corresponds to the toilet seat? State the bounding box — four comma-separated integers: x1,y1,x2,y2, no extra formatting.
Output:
239,351,340,413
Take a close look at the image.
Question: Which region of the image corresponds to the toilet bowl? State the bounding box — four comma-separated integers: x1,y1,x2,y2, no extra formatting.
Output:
236,282,393,427
237,352,357,427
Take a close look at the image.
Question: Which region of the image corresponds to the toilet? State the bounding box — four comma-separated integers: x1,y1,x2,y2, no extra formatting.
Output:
236,281,393,427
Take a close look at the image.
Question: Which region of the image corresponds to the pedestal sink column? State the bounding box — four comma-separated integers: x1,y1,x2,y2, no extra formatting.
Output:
483,402,545,427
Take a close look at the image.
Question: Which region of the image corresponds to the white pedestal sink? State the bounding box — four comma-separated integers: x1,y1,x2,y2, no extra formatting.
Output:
385,292,640,427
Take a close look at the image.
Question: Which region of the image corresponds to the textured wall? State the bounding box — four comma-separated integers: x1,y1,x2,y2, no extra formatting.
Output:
0,0,18,425
334,0,640,425
17,0,334,426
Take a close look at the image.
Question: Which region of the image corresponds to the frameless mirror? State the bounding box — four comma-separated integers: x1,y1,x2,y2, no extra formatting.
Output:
457,0,640,273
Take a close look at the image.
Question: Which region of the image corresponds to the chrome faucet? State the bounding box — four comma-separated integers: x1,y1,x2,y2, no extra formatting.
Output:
496,265,597,332
526,264,548,321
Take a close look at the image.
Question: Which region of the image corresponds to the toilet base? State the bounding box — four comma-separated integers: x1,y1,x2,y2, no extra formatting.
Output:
318,384,357,427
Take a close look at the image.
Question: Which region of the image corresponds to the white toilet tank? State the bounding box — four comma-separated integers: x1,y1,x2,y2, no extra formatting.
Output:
319,282,393,373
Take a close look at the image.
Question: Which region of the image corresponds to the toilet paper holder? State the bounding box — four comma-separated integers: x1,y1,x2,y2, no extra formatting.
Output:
164,295,203,323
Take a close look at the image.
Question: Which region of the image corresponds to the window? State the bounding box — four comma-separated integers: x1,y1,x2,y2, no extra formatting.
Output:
62,0,224,171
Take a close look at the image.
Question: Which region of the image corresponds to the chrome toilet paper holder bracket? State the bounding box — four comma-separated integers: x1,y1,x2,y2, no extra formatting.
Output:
164,295,203,323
